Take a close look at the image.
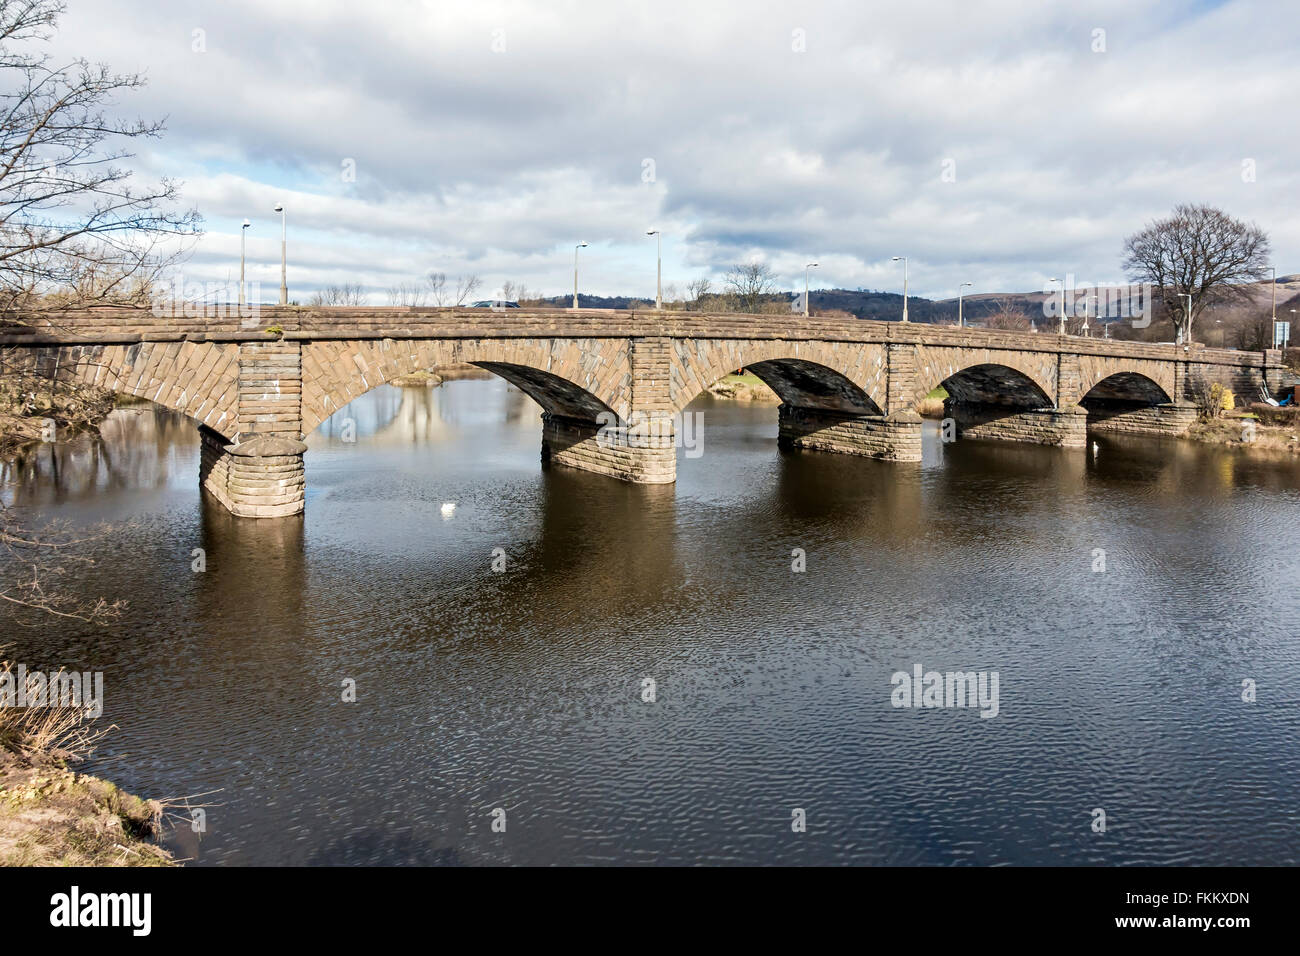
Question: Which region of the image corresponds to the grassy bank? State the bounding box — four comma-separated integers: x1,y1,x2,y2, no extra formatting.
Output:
706,372,779,402
0,660,176,866
916,386,948,418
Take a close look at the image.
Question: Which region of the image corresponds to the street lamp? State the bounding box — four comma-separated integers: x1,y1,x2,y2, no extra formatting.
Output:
573,241,588,309
1048,277,1066,334
804,262,818,317
274,203,287,305
957,281,972,327
239,219,251,307
1179,293,1193,345
1270,265,1277,324
891,256,908,322
646,230,661,310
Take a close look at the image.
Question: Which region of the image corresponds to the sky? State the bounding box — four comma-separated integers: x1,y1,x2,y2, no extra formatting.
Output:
45,0,1300,303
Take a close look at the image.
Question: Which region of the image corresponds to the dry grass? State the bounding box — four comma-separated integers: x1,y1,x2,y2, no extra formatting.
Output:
0,656,176,866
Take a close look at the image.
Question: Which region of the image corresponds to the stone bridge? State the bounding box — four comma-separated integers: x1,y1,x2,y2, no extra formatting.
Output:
1,307,1286,517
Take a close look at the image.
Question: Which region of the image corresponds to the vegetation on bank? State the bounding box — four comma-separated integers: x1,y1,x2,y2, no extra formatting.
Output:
0,373,116,458
1187,387,1300,455
0,659,175,866
706,372,779,403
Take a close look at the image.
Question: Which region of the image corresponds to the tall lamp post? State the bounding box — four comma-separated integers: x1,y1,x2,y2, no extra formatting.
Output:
239,219,251,307
646,230,661,309
572,242,589,309
957,281,972,327
1048,277,1066,334
274,203,287,305
1270,265,1277,325
891,256,908,322
804,262,818,316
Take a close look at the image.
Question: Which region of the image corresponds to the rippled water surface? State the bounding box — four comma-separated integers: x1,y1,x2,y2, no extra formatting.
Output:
2,379,1298,865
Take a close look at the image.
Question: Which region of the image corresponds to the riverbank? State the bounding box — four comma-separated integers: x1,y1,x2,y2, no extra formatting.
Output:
0,373,115,458
390,363,496,387
1187,411,1300,456
707,372,779,402
0,662,175,866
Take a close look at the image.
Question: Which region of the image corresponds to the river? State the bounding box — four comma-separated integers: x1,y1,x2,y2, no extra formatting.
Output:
2,378,1298,865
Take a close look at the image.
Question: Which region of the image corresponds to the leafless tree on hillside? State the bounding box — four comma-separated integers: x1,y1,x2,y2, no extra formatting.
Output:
984,297,1034,331
724,262,777,313
1123,204,1271,343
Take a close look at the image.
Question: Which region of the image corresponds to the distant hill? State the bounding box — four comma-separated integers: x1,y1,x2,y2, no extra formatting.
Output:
527,276,1300,326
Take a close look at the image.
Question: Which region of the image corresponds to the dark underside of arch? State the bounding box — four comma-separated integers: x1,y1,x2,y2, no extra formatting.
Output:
941,364,1052,409
473,361,614,421
746,359,883,415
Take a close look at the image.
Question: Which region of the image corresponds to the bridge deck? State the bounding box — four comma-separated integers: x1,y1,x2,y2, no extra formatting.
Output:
0,306,1275,369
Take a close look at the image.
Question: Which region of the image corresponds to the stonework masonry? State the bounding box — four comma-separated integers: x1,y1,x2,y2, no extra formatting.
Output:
2,306,1285,517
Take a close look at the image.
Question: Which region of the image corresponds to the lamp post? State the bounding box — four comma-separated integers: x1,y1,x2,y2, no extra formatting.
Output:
1270,265,1277,324
646,230,661,309
274,203,287,305
239,219,251,307
957,281,972,327
1048,277,1066,334
891,256,908,322
573,241,588,309
804,262,818,316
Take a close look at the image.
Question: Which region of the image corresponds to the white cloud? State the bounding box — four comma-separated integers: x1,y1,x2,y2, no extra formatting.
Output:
49,0,1300,301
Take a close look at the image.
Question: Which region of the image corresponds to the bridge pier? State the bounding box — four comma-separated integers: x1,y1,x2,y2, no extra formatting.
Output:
540,413,676,483
944,401,1088,447
777,405,923,461
198,338,309,517
1084,400,1196,437
200,427,307,517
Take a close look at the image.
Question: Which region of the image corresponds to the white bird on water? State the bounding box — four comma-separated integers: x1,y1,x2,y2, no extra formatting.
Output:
440,502,456,518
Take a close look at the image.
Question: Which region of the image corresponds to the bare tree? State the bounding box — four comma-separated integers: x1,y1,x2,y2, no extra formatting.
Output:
308,283,366,306
0,0,201,313
426,271,447,305
723,261,776,313
453,274,481,305
1123,204,1271,343
385,281,426,307
686,275,712,310
983,297,1033,331
0,0,201,626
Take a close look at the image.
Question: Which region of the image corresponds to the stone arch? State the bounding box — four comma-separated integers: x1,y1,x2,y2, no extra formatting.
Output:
913,346,1058,407
668,339,887,416
936,363,1054,409
1077,357,1175,404
1080,371,1171,405
300,337,628,435
14,341,241,440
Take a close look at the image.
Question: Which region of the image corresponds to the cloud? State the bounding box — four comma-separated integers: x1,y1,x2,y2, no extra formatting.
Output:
51,0,1300,301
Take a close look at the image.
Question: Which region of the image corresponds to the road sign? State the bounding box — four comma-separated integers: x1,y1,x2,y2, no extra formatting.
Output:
1275,321,1291,348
